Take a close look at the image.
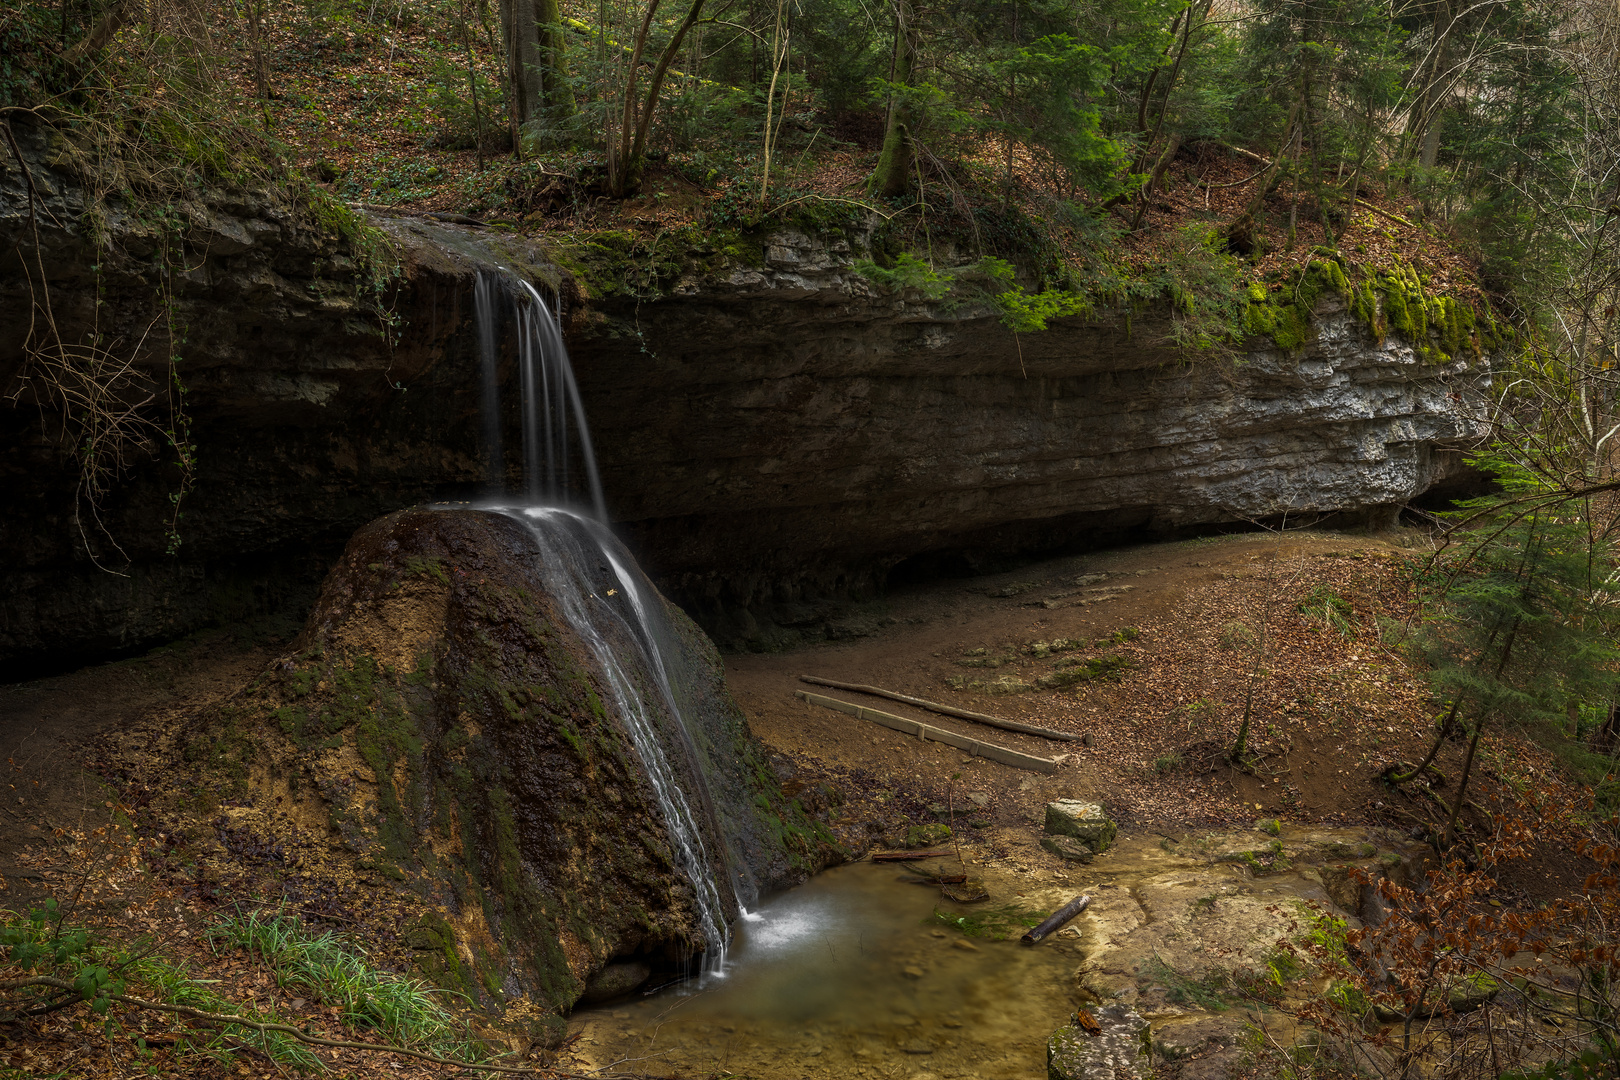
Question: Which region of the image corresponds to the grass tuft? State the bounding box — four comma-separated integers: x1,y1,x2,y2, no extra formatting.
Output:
209,908,480,1061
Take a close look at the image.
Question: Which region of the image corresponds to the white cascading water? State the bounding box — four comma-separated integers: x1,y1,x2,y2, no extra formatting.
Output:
470,269,736,979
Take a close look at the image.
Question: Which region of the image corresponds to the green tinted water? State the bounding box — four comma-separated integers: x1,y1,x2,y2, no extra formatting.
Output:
568,860,1083,1078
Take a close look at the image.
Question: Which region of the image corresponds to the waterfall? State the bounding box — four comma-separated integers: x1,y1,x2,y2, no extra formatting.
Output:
473,271,606,518
469,268,736,978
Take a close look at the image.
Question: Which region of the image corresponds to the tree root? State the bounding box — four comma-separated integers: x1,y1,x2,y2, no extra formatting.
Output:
1382,760,1447,787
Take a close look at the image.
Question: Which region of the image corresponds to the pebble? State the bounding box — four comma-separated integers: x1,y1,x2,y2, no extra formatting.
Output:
902,965,926,979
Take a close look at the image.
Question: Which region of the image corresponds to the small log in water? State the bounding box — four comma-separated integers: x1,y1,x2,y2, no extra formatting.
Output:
871,849,955,862
1021,894,1092,944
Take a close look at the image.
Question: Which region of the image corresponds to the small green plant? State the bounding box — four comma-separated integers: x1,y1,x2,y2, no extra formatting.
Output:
209,908,479,1059
1298,585,1355,636
929,905,1044,940
854,252,955,300
1154,753,1183,774
1219,621,1258,651
1,899,124,1018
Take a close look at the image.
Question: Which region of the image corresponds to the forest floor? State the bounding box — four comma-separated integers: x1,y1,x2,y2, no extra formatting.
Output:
225,0,1483,302
0,525,1600,1078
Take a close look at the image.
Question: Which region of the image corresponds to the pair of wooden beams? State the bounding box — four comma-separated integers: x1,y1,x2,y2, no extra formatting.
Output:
794,688,1071,774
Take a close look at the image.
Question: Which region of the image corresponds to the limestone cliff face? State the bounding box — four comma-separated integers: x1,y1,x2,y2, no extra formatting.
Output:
0,122,1489,667
573,229,1489,646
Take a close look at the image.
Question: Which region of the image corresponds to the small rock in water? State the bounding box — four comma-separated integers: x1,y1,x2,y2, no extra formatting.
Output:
951,939,979,951
901,1041,936,1055
902,965,926,979
941,1018,964,1029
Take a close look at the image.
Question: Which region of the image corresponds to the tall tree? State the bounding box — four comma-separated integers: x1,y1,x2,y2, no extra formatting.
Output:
502,0,576,146
868,0,920,198
605,0,713,194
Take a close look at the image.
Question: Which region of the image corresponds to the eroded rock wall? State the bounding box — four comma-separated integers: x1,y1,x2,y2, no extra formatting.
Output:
570,229,1490,647
0,123,1490,667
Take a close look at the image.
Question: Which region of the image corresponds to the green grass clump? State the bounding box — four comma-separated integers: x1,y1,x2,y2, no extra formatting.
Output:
1039,654,1132,688
1145,956,1231,1011
209,908,480,1061
930,905,1044,940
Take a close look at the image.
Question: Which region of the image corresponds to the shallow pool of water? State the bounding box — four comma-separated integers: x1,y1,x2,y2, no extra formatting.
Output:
568,861,1082,1079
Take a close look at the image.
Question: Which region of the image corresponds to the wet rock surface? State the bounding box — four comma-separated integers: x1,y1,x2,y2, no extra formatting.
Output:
116,507,837,1033
567,821,1429,1079
1047,1004,1149,1080
1044,800,1117,853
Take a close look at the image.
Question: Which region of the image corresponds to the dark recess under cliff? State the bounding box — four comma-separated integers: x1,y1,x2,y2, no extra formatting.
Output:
0,126,1491,673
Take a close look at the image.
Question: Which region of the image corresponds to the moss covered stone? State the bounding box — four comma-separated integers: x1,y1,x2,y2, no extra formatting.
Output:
174,507,839,1034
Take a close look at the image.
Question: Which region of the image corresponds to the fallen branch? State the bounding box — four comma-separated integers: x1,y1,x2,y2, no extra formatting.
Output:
1354,198,1418,230
799,675,1080,742
1,976,540,1074
1022,894,1092,944
871,849,954,862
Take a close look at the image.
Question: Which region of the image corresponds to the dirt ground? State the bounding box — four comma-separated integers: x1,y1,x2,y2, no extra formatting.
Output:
0,526,1602,1078
738,531,1437,828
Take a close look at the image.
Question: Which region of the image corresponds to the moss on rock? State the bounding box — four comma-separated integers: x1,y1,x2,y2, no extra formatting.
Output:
168,507,840,1035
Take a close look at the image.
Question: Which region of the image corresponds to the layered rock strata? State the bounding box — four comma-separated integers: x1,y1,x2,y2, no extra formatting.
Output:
571,229,1489,647
1,119,1489,666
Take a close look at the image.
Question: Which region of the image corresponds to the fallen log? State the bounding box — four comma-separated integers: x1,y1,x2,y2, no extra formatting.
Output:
794,691,1065,773
798,676,1080,742
1022,894,1092,944
871,849,954,862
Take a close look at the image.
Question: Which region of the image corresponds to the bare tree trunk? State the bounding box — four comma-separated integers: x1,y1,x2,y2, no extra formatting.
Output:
63,0,136,64
244,0,273,130
1222,98,1299,255
462,0,486,167
608,0,708,196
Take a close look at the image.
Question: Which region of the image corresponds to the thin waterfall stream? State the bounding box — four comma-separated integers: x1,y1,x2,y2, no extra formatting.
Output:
466,268,740,977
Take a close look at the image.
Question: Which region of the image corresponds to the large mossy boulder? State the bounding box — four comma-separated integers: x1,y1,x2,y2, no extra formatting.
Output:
169,507,840,1039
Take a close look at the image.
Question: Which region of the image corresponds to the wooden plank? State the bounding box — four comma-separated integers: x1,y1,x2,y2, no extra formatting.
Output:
794,691,1063,774
799,674,1080,742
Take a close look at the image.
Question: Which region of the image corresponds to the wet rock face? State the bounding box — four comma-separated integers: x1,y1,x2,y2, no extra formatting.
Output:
1,122,1489,666
1047,1005,1149,1080
176,507,832,1027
